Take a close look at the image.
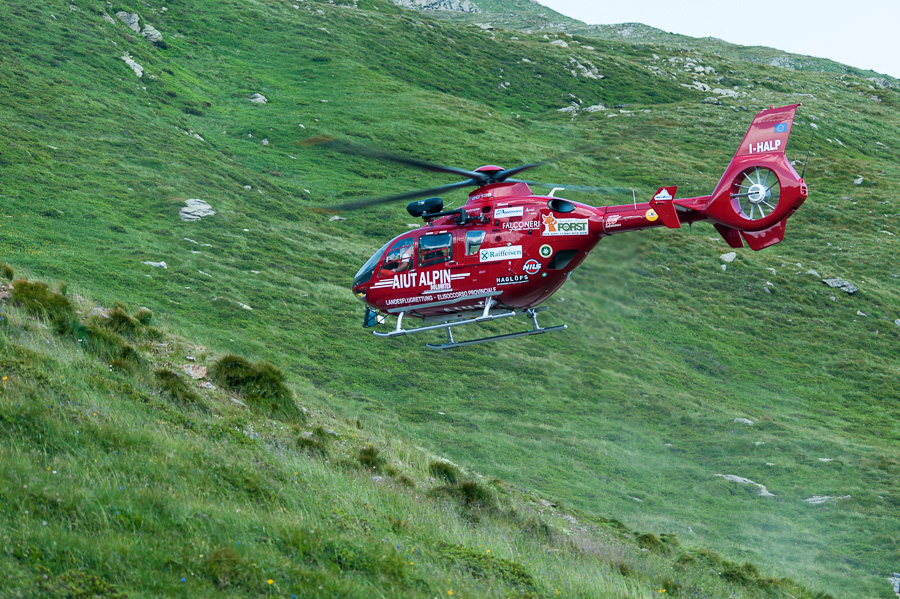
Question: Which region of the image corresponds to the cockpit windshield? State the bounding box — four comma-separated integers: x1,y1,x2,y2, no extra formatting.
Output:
353,242,389,288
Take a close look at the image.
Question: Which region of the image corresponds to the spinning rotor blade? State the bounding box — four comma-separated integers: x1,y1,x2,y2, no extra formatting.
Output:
301,135,488,182
493,162,548,181
330,179,479,211
512,180,632,195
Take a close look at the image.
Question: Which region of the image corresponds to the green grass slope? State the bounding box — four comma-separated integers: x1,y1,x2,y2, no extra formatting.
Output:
2,0,900,597
5,273,796,598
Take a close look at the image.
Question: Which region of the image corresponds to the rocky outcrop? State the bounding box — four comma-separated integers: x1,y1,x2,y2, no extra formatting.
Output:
115,11,141,34
141,24,163,44
715,474,775,497
822,277,858,294
121,53,143,78
115,11,163,45
180,199,215,222
391,0,479,13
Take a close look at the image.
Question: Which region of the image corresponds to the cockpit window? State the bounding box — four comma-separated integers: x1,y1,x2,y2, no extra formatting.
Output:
418,232,452,267
353,242,388,287
379,238,414,277
465,230,486,256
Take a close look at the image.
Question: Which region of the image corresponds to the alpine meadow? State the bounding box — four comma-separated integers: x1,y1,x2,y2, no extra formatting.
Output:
1,1,899,598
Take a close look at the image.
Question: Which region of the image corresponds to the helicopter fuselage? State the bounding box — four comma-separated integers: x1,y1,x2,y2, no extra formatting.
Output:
351,181,707,320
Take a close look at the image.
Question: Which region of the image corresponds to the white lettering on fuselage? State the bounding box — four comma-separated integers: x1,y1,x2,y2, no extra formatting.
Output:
748,139,781,153
391,269,451,291
502,220,540,231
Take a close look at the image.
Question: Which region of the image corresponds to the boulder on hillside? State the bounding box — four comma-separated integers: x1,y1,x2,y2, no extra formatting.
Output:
180,199,215,222
115,11,141,34
249,93,268,104
822,277,858,294
141,24,163,44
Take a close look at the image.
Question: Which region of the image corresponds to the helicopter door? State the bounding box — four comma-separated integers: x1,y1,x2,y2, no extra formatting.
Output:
416,232,454,295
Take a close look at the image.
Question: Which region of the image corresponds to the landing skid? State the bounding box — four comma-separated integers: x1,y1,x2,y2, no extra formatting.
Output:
373,301,567,350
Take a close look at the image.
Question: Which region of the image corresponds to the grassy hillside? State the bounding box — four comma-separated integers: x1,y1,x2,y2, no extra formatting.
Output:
2,0,899,597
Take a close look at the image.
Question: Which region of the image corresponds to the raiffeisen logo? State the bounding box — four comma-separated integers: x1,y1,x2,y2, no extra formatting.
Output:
479,245,523,262
542,214,588,236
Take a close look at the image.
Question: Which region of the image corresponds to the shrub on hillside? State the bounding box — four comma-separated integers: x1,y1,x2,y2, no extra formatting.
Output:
298,434,328,457
357,445,384,470
11,279,73,322
431,480,498,516
155,369,203,407
429,460,460,484
211,354,299,419
1,263,14,280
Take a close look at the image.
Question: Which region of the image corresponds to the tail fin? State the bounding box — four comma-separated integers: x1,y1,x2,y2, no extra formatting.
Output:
704,104,808,250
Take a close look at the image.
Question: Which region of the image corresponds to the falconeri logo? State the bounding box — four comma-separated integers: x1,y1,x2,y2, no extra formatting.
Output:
542,214,588,236
479,245,523,262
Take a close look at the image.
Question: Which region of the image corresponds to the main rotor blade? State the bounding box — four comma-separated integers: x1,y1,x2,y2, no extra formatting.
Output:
511,180,632,195
329,179,479,211
493,162,548,181
301,136,488,182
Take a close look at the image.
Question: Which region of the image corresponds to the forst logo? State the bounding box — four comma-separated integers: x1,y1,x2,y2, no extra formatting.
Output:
542,213,558,233
541,214,589,236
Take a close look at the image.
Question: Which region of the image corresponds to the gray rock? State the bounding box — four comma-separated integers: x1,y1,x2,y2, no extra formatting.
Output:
715,474,775,497
115,11,141,34
822,277,858,294
300,431,314,439
854,176,864,185
895,319,900,327
182,364,208,379
391,0,479,12
733,418,754,426
142,261,168,269
720,252,737,263
249,93,268,104
141,24,163,44
180,199,215,222
102,11,116,24
549,39,569,48
804,495,851,504
120,53,143,78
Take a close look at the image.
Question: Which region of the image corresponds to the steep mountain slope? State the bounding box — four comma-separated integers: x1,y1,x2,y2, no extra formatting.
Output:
416,0,900,81
2,0,899,597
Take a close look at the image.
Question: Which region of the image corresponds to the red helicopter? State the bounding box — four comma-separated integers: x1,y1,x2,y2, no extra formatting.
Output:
327,103,808,349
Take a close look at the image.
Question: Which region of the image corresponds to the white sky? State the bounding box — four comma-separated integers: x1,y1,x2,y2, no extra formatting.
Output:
535,0,899,80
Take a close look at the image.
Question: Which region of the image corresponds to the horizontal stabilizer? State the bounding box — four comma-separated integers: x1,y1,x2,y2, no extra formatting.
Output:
740,215,788,250
714,223,744,248
649,186,680,229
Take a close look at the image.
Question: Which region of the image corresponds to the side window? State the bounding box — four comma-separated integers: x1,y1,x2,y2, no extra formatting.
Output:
378,238,414,277
465,230,486,256
418,233,452,267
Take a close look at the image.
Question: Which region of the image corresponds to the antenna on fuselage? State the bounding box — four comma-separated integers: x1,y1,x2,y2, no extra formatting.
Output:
632,189,637,210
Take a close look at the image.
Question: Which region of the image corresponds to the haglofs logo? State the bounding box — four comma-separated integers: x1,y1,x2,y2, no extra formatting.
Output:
542,214,588,236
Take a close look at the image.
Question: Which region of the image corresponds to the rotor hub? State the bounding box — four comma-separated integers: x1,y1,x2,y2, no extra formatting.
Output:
747,183,769,204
